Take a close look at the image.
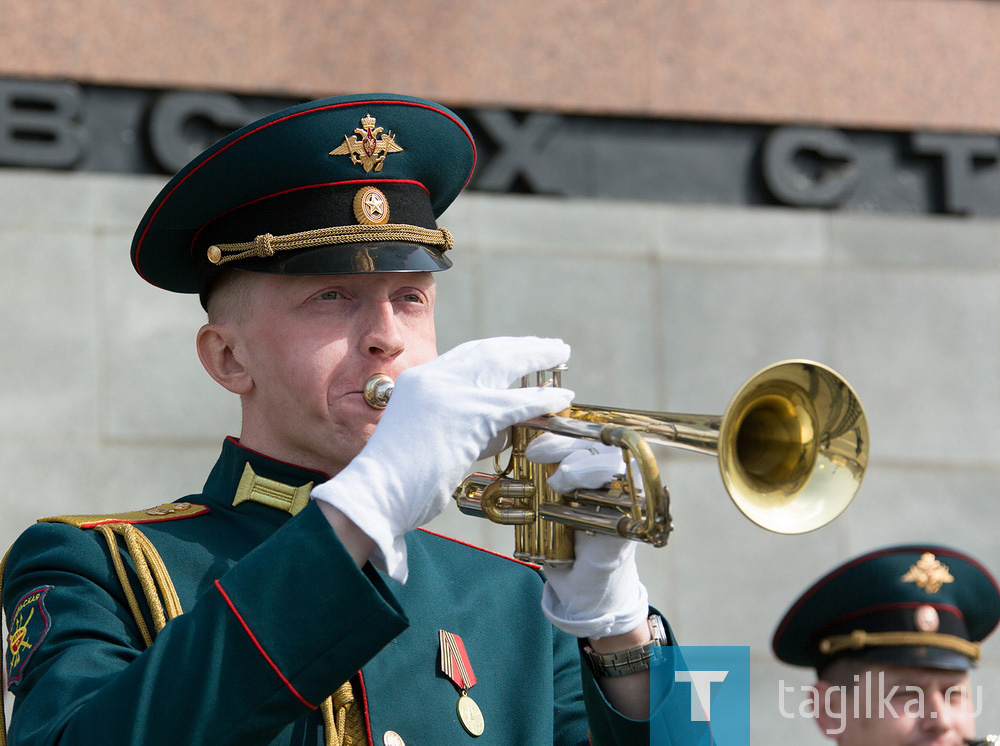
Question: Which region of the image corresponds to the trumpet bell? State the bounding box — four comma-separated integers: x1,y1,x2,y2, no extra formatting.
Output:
719,360,868,534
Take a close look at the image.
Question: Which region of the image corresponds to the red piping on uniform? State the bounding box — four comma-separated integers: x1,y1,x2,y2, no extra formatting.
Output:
214,580,318,710
417,527,542,570
187,178,431,263
78,506,211,529
225,436,331,481
134,99,477,283
357,669,374,745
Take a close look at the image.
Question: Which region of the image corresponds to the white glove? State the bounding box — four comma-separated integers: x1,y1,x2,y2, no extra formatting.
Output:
523,431,629,494
311,336,574,583
526,433,649,639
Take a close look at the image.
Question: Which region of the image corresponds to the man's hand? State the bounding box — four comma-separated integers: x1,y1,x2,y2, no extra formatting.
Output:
311,337,574,582
527,433,654,718
524,433,649,640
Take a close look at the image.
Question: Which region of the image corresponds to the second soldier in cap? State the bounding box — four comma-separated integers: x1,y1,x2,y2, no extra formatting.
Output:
773,544,1000,745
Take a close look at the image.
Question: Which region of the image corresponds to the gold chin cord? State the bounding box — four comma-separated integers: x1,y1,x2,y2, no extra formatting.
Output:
363,359,869,567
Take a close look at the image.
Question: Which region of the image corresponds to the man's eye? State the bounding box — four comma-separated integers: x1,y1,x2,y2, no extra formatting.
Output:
319,290,342,300
947,687,970,702
398,293,422,303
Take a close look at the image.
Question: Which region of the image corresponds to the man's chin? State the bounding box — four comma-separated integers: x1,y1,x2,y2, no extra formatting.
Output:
337,425,378,462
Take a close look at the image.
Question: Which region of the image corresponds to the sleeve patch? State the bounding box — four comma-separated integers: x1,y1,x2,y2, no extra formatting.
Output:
6,585,54,691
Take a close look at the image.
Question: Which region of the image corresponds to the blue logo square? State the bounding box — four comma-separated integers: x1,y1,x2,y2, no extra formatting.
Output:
650,645,751,745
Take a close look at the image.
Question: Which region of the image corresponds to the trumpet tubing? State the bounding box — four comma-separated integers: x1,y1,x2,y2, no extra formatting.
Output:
365,359,869,566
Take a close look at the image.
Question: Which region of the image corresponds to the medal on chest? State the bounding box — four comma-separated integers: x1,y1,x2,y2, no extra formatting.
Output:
438,629,485,737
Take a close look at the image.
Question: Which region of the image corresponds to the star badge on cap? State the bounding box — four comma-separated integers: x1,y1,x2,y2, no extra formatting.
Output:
354,186,390,225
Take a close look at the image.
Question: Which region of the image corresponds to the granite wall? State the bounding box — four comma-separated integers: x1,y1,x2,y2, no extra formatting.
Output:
1,168,998,740
4,0,1000,132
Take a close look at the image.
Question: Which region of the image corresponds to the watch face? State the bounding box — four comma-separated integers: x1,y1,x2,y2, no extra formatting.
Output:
649,614,668,644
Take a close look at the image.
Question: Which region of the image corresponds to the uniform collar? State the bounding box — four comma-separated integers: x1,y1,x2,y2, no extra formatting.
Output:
200,437,330,521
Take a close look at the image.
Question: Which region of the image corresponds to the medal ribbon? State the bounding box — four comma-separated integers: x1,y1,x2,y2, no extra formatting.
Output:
439,629,477,692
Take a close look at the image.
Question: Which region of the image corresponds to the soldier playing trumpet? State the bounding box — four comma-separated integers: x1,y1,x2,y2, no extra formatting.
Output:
0,93,712,745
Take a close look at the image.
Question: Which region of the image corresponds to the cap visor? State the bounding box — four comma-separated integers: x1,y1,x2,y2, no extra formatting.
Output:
237,241,452,275
837,645,973,672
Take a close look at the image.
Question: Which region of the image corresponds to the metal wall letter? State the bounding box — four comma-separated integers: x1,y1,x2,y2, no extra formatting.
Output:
472,110,565,193
148,92,254,174
762,127,858,207
911,132,1000,215
0,80,85,168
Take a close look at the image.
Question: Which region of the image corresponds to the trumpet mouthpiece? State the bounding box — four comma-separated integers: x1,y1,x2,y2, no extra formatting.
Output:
363,374,394,409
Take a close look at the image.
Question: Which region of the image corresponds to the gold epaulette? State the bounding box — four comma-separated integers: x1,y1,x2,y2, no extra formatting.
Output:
0,502,214,746
38,501,209,529
37,502,207,649
3,500,345,745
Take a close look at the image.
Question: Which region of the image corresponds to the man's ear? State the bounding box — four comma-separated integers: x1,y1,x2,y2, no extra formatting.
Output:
812,680,845,740
197,322,253,395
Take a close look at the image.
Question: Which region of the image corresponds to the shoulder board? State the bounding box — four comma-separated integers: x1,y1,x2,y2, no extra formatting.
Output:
38,502,210,529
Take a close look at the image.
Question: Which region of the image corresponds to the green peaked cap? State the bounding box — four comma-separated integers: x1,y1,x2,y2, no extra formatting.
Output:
773,544,1000,672
131,93,477,297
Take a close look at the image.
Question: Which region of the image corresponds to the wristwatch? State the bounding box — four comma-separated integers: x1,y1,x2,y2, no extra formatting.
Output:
583,614,668,678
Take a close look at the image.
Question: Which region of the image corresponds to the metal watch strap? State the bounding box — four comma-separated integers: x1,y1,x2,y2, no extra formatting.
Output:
584,614,667,678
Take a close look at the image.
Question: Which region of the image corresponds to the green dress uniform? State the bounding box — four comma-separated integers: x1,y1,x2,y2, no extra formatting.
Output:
4,93,708,745
3,437,698,745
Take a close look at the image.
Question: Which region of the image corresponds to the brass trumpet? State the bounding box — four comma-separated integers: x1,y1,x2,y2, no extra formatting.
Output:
363,360,869,566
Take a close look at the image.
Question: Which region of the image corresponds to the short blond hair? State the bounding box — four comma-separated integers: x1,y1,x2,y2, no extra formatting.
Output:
205,270,258,323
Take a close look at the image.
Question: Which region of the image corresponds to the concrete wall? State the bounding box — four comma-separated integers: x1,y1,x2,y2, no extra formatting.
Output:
2,169,999,740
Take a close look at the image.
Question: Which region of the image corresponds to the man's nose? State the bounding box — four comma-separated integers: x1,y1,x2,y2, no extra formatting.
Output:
361,300,405,358
921,689,953,733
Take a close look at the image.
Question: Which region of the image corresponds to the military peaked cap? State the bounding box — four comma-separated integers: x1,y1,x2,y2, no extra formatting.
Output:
131,93,477,298
772,544,1000,672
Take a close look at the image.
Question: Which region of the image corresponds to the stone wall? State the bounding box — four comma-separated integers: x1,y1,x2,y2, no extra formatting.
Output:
1,169,998,739
5,0,1000,133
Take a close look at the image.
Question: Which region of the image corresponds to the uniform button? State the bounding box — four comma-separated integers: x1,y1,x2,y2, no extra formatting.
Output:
383,730,405,746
